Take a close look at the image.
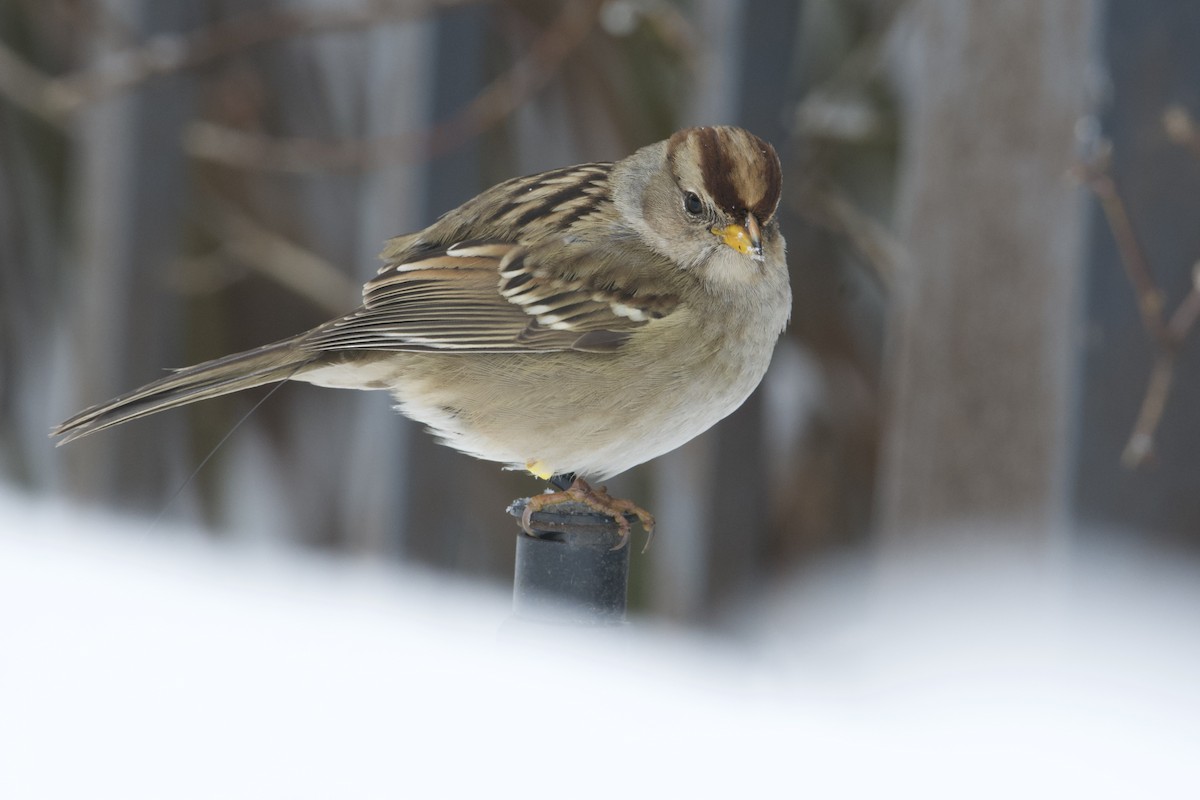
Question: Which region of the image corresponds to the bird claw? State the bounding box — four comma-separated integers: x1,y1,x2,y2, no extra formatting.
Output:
519,476,655,551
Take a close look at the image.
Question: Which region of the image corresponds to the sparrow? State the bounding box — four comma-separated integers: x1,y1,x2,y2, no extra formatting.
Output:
53,126,791,545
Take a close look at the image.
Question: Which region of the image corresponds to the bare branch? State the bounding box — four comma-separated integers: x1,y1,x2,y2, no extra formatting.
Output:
198,194,358,316
181,0,603,172
1165,262,1200,343
2,0,601,171
1163,104,1200,161
0,36,74,126
1072,128,1200,468
1071,143,1167,343
0,0,486,125
1122,353,1174,469
790,184,902,291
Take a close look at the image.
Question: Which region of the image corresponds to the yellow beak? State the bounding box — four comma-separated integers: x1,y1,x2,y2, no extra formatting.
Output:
712,213,763,259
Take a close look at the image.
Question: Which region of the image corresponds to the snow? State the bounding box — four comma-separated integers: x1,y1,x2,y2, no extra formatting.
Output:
1,484,1197,799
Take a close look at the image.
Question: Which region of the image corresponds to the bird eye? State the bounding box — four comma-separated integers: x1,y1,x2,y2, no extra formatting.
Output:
683,191,704,216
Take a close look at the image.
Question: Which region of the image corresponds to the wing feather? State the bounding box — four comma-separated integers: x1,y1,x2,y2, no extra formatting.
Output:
306,221,679,354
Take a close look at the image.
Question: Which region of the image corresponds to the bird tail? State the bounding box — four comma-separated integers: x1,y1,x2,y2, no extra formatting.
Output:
52,337,317,445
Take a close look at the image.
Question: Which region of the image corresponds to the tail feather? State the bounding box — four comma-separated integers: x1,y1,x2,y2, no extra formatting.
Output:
52,338,317,445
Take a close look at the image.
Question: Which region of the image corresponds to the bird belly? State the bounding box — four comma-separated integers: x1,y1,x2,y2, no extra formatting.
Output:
386,341,771,481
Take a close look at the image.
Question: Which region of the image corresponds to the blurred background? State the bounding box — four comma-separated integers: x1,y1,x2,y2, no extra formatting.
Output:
6,3,1200,791
1,0,1198,627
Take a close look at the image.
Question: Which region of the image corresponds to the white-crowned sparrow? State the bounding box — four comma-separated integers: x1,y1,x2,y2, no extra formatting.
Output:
54,125,790,541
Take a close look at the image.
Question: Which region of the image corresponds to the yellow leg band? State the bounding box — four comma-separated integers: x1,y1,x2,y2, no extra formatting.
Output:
525,460,554,480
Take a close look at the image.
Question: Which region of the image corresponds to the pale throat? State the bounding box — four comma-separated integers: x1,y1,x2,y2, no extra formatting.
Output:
701,245,765,290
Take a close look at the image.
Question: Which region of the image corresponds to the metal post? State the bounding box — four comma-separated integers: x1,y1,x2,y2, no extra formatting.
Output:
506,498,631,626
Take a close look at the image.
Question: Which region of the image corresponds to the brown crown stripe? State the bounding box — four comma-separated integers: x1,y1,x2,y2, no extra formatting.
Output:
669,127,782,223
695,127,738,216
749,139,783,222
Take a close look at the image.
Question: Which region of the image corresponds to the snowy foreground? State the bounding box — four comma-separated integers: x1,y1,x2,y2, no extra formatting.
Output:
1,484,1197,799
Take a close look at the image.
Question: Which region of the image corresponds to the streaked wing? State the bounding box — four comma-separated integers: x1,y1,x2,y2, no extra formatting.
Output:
302,240,679,354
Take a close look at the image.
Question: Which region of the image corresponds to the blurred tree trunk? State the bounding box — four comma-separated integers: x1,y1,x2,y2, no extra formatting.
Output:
877,1,1098,552
63,0,204,509
338,18,434,556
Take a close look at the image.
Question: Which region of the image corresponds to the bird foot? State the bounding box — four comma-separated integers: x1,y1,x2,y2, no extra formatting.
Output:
520,476,655,551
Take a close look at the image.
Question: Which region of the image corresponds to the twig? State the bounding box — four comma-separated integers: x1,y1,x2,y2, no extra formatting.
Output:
790,184,901,290
1122,353,1174,468
1163,105,1200,161
1165,262,1200,341
0,36,73,126
196,192,359,315
1071,143,1167,343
